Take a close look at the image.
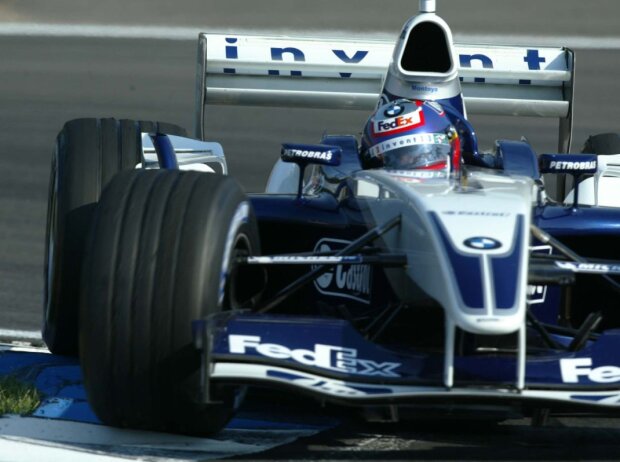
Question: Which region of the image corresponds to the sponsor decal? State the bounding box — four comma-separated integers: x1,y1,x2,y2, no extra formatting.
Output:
313,238,372,304
249,255,362,264
275,375,368,396
220,39,555,85
281,143,341,166
442,210,510,217
528,245,553,305
548,161,597,171
555,261,620,277
229,335,401,378
463,237,502,250
540,154,598,174
527,285,547,303
555,261,620,274
267,370,394,396
411,84,438,94
385,169,448,180
282,148,334,161
368,133,446,157
560,358,620,384
372,108,423,137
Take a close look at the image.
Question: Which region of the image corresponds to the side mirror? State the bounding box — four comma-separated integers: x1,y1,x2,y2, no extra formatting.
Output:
539,154,597,175
539,154,598,208
281,143,342,167
281,143,342,199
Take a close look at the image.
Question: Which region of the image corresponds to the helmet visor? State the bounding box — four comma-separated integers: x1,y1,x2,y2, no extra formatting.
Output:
368,133,452,170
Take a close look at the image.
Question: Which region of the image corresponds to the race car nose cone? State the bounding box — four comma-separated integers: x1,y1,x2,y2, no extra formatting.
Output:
419,0,436,13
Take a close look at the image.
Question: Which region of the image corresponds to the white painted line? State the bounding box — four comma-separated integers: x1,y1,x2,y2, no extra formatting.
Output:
0,416,319,462
0,22,204,40
0,438,127,462
0,328,42,341
33,398,74,418
0,22,618,49
455,33,620,50
0,344,50,354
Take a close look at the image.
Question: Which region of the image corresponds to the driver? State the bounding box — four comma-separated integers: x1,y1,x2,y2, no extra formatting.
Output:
360,99,461,174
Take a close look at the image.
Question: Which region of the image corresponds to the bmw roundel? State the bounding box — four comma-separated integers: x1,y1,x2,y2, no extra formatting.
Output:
384,104,404,118
464,237,502,250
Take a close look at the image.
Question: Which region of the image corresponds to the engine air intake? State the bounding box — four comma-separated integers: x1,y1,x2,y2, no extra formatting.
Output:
400,21,452,74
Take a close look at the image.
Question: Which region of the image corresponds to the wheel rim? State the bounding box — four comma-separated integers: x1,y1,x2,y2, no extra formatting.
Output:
44,149,59,326
218,201,250,308
227,234,253,309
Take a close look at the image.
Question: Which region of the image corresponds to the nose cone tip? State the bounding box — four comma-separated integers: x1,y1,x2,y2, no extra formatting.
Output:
419,0,436,13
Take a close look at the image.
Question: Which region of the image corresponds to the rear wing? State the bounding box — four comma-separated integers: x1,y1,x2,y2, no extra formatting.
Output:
195,34,575,152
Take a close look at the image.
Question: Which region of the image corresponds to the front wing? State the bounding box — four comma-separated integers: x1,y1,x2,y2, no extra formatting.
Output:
196,314,620,411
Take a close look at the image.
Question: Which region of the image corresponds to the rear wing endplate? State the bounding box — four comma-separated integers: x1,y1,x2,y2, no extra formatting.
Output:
195,34,574,152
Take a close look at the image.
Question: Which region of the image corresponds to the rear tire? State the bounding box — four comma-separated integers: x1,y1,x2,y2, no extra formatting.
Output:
43,118,186,356
79,169,260,435
582,133,620,155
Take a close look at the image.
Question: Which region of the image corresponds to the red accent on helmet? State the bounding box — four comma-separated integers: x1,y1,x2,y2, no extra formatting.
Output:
451,131,461,172
418,161,448,170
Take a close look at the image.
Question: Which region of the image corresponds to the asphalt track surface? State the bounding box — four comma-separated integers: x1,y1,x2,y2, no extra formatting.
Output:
2,0,620,459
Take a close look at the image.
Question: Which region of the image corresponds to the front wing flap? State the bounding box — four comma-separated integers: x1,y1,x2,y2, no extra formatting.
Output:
196,314,620,410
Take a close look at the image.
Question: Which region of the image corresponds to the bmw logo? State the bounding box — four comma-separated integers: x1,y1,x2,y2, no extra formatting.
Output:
464,237,502,250
384,104,404,117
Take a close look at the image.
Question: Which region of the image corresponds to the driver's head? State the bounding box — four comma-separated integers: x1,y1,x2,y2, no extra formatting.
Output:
360,99,461,173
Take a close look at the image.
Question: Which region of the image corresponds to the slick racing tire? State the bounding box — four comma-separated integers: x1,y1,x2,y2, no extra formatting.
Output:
79,169,260,435
43,118,186,356
582,133,620,155
559,132,620,201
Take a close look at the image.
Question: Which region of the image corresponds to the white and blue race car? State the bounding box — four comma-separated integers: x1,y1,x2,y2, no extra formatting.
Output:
43,0,620,435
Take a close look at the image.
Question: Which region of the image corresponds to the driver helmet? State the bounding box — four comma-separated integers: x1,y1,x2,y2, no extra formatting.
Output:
360,99,461,173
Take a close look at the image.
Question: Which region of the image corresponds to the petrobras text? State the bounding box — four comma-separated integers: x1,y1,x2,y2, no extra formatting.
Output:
539,154,598,174
229,335,401,378
548,161,597,171
283,148,334,161
560,358,620,384
281,143,341,166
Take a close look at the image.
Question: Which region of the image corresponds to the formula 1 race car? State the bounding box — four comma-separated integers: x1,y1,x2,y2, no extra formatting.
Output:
43,0,620,435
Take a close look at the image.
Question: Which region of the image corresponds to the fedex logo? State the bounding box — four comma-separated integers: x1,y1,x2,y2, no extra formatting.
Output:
560,358,620,383
373,109,423,136
229,335,401,378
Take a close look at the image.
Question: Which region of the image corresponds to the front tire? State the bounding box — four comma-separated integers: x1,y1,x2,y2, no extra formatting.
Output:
43,118,186,356
79,169,259,435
